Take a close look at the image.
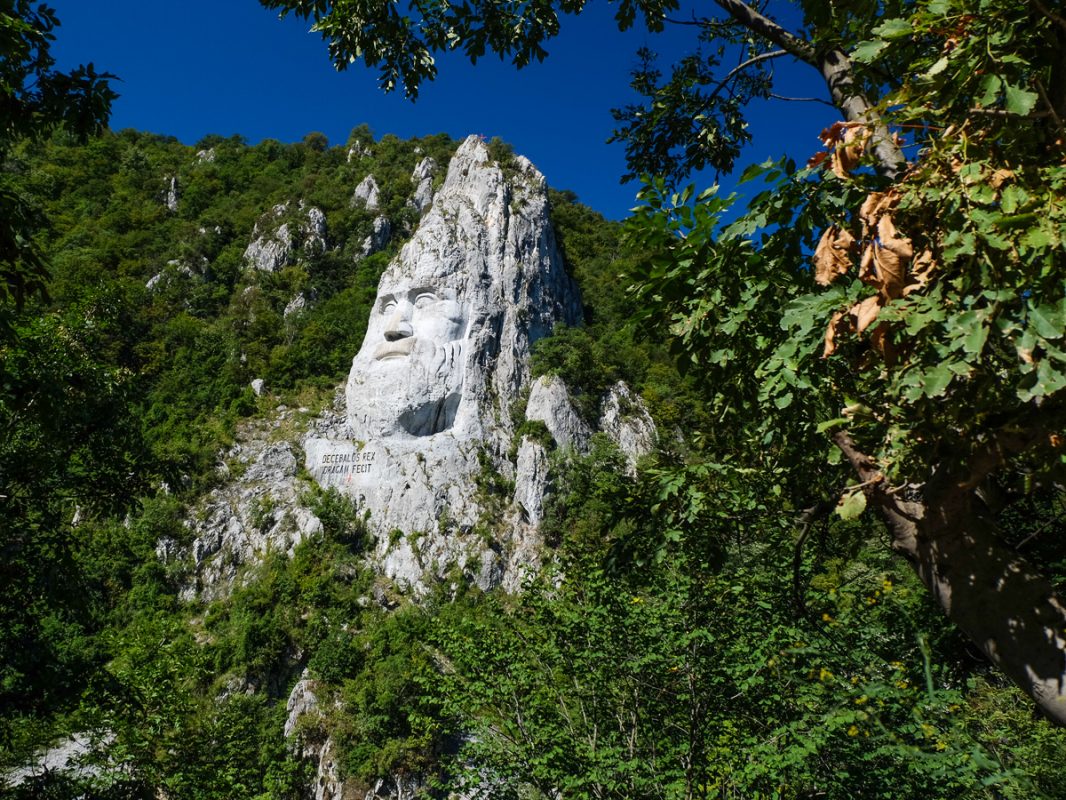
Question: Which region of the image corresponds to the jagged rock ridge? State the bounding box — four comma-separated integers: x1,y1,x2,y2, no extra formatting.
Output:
306,135,584,593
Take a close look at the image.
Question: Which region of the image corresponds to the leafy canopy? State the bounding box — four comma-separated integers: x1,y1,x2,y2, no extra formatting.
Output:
0,1,117,307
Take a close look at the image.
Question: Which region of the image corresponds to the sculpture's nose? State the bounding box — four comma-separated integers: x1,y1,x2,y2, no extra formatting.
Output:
384,305,413,341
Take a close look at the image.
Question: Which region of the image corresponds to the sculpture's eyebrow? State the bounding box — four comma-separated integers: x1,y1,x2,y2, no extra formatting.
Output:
407,286,437,300
378,293,398,310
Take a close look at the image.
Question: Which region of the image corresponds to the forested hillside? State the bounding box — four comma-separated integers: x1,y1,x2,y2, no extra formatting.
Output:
2,122,1065,799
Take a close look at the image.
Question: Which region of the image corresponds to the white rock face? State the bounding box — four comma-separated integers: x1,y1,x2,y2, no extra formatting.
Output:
513,438,551,526
164,175,179,212
408,157,436,214
196,148,216,163
2,732,114,790
361,215,392,256
244,202,328,273
526,374,592,450
347,141,372,162
599,381,657,472
306,135,582,592
284,675,345,800
352,174,381,210
178,137,656,606
175,425,322,602
284,293,307,318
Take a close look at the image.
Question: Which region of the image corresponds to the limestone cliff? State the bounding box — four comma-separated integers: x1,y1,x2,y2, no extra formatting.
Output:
306,135,584,593
181,135,654,600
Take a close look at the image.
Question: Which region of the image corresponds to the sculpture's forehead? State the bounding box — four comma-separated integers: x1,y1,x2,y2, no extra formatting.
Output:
377,266,470,297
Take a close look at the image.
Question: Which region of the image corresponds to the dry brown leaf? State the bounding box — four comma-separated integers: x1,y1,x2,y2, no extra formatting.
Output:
904,248,937,296
819,121,847,148
873,214,912,298
859,191,894,229
823,309,850,358
869,324,896,365
858,243,877,288
807,150,831,170
814,226,856,286
838,124,868,175
990,168,1014,189
851,295,884,334
817,122,867,179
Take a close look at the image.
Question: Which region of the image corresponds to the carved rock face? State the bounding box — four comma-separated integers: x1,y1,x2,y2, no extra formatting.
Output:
346,282,468,439
307,135,583,592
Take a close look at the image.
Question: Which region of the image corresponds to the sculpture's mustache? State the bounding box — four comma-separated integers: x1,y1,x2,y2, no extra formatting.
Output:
374,338,417,360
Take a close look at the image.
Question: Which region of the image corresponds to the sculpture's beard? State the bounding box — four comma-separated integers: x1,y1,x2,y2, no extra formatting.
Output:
347,338,465,439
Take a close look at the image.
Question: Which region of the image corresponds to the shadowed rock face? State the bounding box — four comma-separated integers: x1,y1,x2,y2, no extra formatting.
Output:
306,135,582,592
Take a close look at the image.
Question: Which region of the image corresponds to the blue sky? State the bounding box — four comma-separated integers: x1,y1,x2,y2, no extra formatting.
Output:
50,1,837,220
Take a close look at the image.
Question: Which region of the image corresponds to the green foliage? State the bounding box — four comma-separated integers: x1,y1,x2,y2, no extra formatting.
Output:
302,484,368,548
261,0,668,99
333,605,452,784
0,0,117,307
8,5,1066,785
437,524,1063,799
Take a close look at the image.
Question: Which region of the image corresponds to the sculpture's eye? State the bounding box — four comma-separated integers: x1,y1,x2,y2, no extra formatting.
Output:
413,292,437,309
382,299,397,315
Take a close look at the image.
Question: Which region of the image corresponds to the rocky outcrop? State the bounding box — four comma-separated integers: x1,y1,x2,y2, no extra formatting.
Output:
361,215,392,256
181,137,655,603
244,202,328,272
284,293,307,318
526,375,592,450
351,174,380,210
146,259,197,291
408,157,436,214
347,141,372,162
305,135,582,594
164,175,179,212
284,675,345,800
167,413,323,602
599,381,657,471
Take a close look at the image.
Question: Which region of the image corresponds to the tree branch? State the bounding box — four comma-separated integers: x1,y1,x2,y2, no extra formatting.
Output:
831,430,882,484
711,0,816,64
1034,77,1066,139
768,93,836,106
1031,0,1066,33
955,405,1064,493
792,500,834,615
703,49,787,106
712,0,906,179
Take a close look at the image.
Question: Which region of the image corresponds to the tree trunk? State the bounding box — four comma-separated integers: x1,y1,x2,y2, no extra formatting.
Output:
835,433,1066,725
711,0,906,180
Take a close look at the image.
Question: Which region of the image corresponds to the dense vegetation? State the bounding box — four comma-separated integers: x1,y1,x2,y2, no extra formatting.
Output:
4,1,1066,797
1,122,1064,799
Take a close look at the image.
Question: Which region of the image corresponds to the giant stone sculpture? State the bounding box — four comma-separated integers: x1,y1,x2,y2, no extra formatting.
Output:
305,136,582,592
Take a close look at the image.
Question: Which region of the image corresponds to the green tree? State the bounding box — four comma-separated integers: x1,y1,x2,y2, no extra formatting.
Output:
0,0,116,307
260,0,1066,723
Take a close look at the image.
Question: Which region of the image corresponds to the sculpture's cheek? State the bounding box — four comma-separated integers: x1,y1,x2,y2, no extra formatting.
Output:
411,299,466,343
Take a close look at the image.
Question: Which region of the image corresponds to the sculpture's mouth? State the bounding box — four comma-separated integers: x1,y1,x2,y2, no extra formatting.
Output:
374,338,416,360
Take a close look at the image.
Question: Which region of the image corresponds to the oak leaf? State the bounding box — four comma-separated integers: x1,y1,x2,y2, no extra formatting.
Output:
859,191,895,228
990,168,1015,189
816,121,868,179
869,324,897,365
835,123,868,178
